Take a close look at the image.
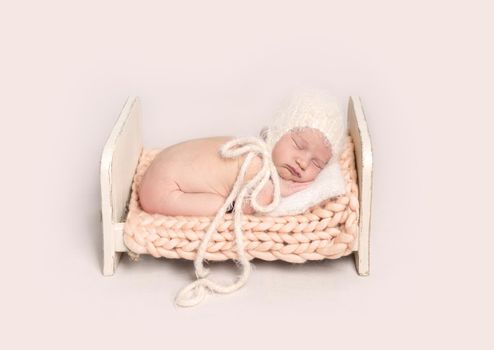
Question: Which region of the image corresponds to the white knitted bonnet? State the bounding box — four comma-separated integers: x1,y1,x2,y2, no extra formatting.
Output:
260,89,346,161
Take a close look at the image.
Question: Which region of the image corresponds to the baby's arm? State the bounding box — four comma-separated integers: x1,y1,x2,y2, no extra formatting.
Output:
238,156,274,214
242,180,274,214
240,156,313,214
242,178,313,214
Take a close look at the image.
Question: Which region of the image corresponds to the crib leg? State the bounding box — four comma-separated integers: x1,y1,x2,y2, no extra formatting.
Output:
104,251,122,276
103,225,122,276
103,219,127,276
354,250,369,276
353,214,370,276
101,211,124,276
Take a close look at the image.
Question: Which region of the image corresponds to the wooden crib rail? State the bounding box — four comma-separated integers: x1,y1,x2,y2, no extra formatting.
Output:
100,96,143,276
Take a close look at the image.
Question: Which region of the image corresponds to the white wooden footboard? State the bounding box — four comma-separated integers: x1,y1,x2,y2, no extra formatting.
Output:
347,96,373,276
100,96,142,276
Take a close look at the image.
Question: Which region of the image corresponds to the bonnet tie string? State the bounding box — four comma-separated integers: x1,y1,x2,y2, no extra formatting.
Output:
174,136,281,307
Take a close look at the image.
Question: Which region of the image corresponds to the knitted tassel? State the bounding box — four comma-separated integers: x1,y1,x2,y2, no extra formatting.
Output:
174,137,281,307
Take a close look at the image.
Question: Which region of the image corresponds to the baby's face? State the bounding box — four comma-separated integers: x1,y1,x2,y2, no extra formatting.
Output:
272,128,332,182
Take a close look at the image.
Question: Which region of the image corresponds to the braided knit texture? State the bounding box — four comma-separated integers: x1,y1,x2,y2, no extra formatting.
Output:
123,134,359,263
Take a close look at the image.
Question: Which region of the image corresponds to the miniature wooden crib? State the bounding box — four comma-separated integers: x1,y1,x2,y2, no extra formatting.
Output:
100,96,373,277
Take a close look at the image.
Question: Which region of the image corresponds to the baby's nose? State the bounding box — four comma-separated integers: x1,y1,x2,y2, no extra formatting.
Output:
296,158,307,170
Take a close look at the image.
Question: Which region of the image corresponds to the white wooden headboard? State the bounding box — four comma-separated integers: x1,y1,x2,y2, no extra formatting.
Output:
100,96,143,275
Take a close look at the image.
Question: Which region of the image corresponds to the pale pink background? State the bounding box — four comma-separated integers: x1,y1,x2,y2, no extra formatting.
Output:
1,1,493,349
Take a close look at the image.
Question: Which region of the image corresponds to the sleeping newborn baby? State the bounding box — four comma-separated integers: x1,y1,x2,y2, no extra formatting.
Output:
138,128,333,216
138,90,345,217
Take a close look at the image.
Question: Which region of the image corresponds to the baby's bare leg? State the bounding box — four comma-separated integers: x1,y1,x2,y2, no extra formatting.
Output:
157,189,228,217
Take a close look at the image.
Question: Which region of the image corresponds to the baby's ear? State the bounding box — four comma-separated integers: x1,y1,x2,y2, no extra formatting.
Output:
259,127,269,141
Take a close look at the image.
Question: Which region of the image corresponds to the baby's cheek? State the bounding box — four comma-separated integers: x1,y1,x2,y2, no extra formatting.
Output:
308,169,320,181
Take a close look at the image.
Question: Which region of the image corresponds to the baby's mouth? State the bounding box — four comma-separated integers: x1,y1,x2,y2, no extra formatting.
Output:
285,165,300,178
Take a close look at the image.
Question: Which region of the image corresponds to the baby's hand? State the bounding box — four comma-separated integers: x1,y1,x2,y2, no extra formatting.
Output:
280,178,313,197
